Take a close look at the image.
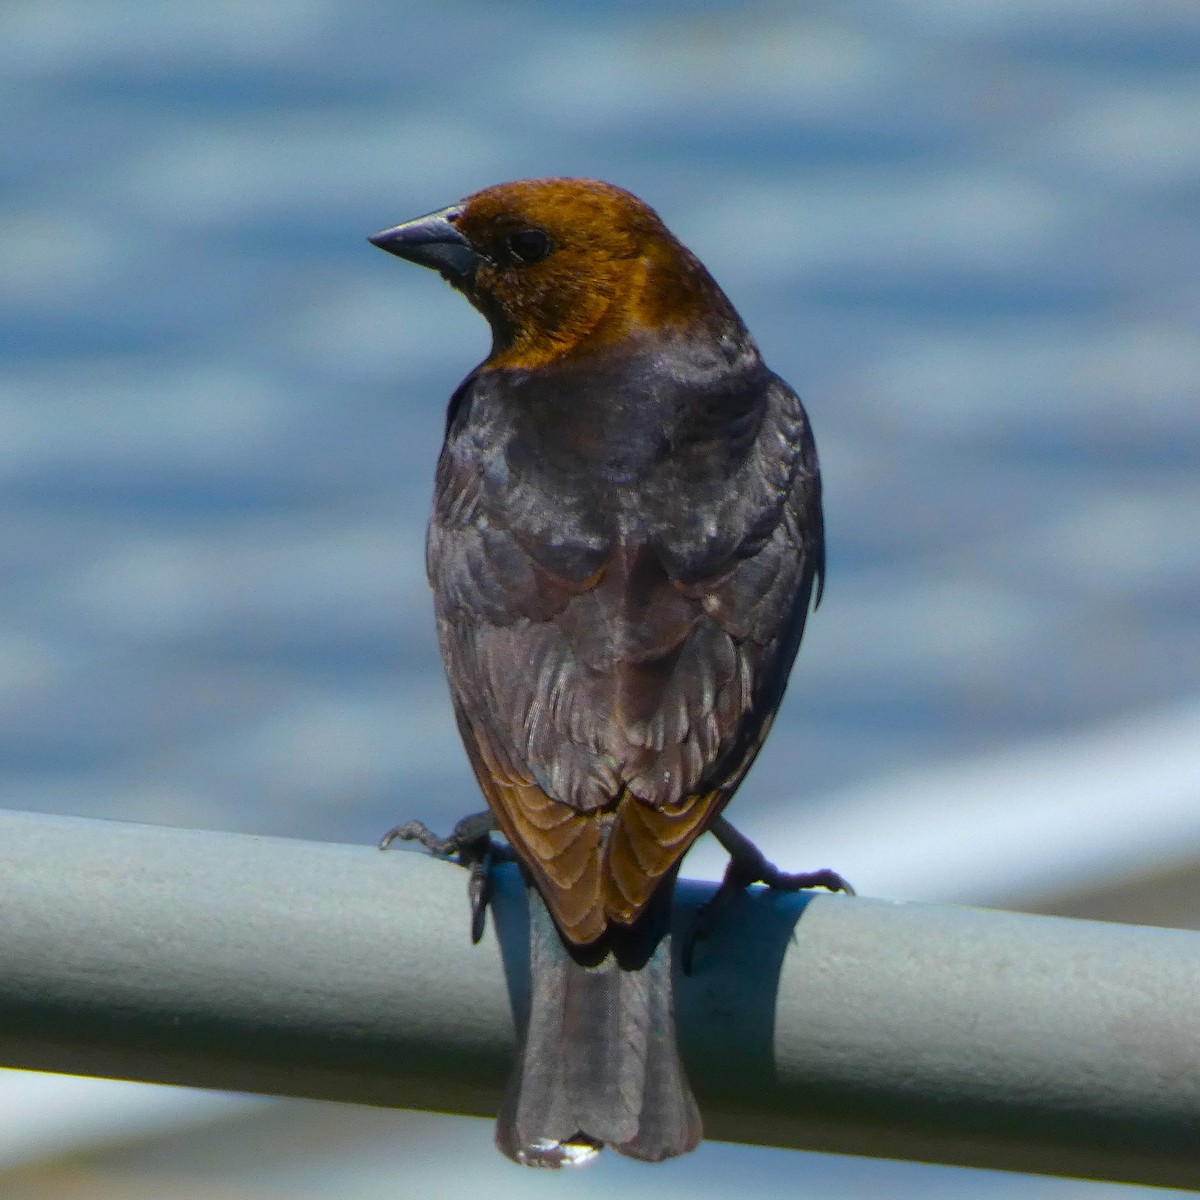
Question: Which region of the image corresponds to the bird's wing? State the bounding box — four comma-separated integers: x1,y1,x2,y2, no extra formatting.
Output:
430,378,822,945
429,435,616,943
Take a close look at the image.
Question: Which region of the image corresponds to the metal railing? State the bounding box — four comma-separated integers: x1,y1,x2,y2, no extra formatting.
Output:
0,808,1196,1188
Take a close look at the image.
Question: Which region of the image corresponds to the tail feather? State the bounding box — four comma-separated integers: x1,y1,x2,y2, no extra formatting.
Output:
616,962,703,1162
495,889,702,1167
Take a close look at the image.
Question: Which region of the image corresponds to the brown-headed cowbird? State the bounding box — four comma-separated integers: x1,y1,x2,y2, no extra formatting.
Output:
370,178,840,1166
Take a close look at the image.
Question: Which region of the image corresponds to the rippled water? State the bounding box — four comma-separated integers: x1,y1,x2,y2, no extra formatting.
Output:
2,2,1198,1195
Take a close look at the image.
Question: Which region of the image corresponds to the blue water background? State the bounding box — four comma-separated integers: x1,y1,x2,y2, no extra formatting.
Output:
2,2,1198,1195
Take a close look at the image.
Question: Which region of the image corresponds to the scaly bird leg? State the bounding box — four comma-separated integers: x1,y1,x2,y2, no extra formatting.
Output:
682,816,854,974
379,811,514,944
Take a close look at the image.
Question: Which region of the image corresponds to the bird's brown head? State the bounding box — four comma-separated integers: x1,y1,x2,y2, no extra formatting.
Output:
370,177,737,369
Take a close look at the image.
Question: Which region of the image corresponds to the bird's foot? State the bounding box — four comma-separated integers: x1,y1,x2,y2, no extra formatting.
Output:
710,816,855,896
681,817,854,974
379,810,498,857
379,811,513,944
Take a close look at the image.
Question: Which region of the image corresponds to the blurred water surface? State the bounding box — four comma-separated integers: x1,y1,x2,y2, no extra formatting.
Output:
1,1,1198,1196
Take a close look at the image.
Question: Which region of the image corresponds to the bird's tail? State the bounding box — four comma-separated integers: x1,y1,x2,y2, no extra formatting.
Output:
495,888,702,1167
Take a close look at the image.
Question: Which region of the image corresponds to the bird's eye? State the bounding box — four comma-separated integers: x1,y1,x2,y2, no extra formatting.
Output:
507,228,551,265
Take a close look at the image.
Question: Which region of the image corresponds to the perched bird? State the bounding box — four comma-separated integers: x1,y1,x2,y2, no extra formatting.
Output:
370,178,845,1166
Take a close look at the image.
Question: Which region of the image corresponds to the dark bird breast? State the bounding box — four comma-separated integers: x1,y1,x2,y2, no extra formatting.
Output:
427,332,823,945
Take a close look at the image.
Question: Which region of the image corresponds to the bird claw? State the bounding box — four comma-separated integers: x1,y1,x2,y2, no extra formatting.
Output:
682,817,854,975
379,819,460,857
379,811,511,943
466,849,494,945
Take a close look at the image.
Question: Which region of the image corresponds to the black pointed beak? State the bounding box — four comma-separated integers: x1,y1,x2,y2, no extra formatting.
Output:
368,204,481,286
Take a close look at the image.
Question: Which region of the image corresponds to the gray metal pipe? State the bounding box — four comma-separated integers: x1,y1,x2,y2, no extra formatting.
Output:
0,808,1196,1188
